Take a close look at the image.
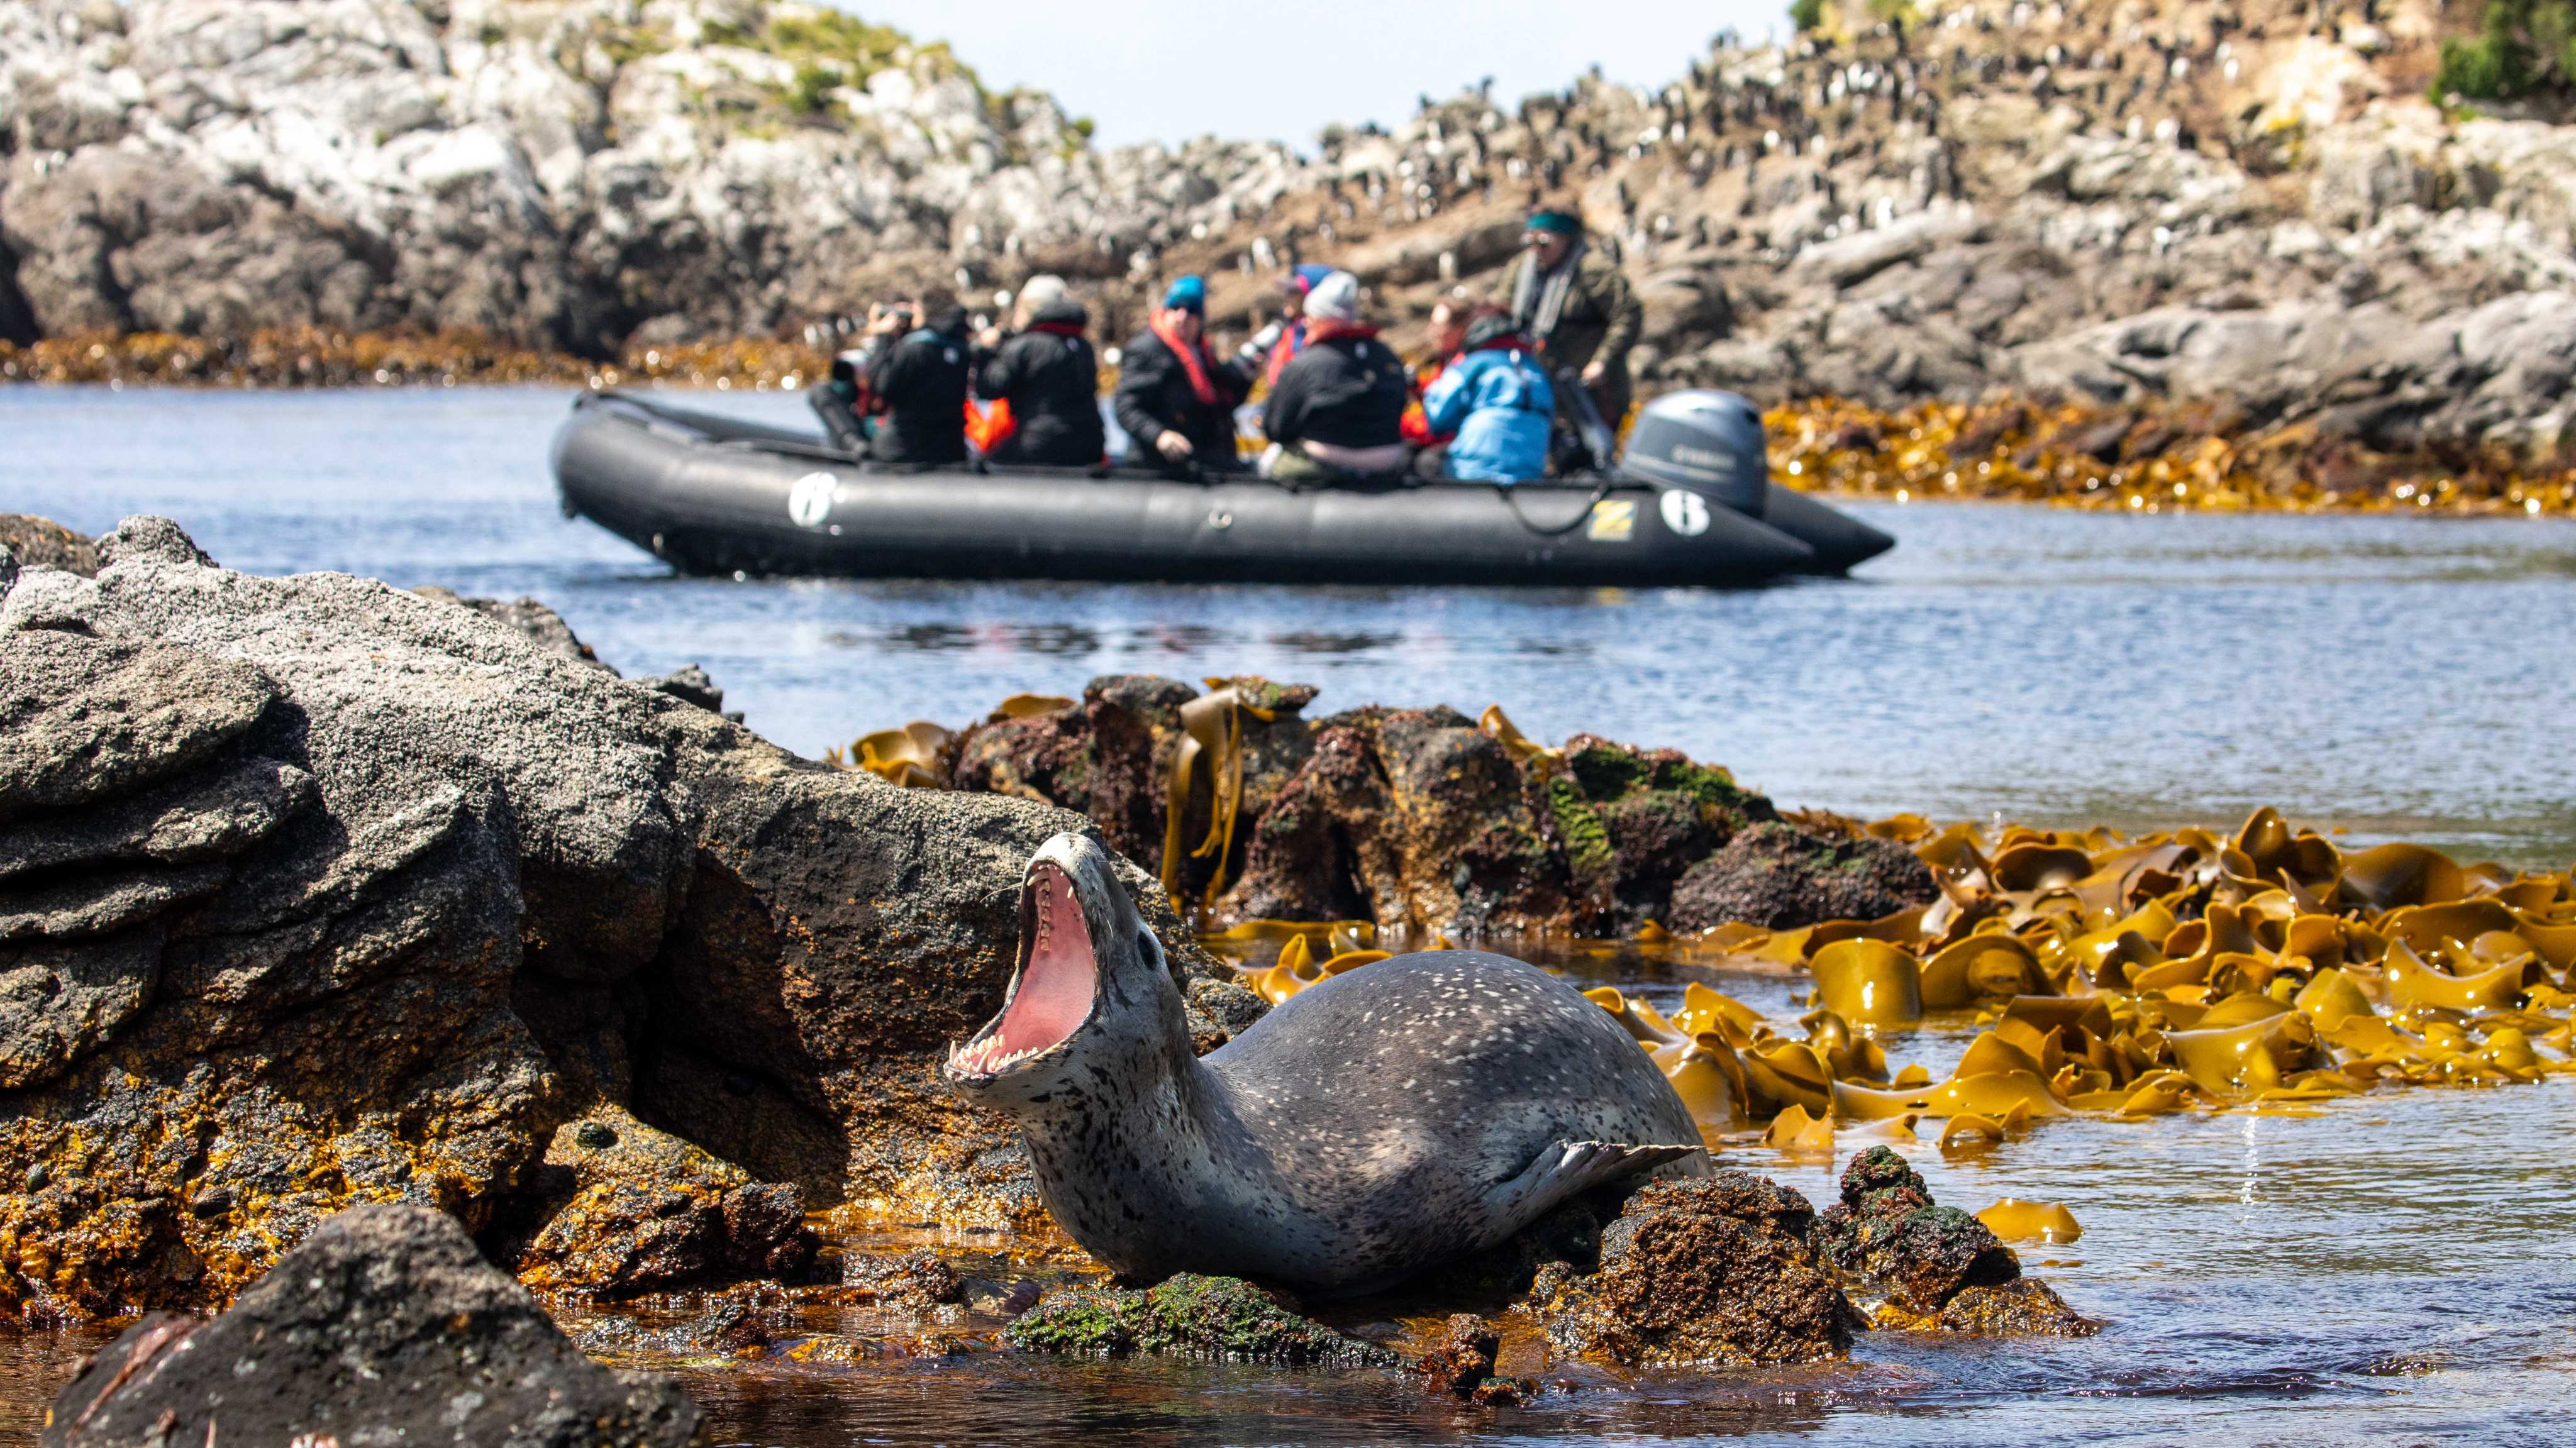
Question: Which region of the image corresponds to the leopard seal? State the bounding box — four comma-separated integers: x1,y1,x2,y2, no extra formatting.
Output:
944,832,1707,1295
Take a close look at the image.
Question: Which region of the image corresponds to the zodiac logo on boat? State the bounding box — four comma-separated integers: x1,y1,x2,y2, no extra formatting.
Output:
1659,489,1712,538
787,471,837,529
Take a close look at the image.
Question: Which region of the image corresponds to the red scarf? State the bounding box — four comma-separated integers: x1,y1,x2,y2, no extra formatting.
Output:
1029,319,1087,338
1150,314,1223,407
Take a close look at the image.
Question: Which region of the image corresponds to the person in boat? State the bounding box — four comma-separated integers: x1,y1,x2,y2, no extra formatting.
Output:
1414,308,1555,484
1254,262,1338,389
863,289,972,467
1494,208,1641,467
1257,270,1410,482
1113,275,1254,475
970,275,1106,467
1400,292,1472,450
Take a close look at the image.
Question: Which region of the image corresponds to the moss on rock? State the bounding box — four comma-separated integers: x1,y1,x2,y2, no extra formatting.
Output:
1003,1273,1394,1366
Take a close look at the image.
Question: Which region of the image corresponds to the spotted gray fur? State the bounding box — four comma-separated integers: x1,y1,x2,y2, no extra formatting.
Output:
946,833,1708,1296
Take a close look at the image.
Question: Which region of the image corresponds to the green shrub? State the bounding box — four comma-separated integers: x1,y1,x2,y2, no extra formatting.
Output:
2431,0,2576,99
789,62,837,114
1790,0,1826,31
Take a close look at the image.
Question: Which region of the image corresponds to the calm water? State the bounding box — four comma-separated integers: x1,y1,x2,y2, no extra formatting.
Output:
5,385,2575,1445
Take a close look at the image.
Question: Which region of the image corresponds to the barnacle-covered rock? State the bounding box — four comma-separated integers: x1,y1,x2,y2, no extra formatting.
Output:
1533,1173,1861,1368
1815,1148,2096,1335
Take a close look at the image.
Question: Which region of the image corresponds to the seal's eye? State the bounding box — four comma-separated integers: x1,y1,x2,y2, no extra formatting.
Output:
1137,929,1164,973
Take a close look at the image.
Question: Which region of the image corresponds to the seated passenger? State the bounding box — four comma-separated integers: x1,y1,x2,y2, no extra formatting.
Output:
1257,270,1409,481
1112,275,1253,473
972,275,1106,467
1401,294,1472,448
864,290,972,467
1416,309,1555,484
1257,263,1339,387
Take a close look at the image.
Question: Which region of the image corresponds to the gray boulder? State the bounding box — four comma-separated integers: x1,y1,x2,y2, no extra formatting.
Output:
0,515,1207,1319
40,1203,699,1448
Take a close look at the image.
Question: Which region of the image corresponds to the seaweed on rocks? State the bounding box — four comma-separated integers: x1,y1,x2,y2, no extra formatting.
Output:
1004,1273,1396,1367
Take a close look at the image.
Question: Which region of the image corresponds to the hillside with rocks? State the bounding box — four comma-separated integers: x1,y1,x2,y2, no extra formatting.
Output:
3,0,2573,461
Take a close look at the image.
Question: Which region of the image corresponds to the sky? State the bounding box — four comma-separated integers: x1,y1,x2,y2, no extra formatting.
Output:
841,0,1794,149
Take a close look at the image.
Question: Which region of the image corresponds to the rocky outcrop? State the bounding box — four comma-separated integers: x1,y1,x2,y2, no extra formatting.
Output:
502,1106,818,1296
0,514,1226,1321
1533,1174,1863,1368
41,1202,699,1448
1002,1272,1395,1367
1814,1147,2096,1335
1668,821,1938,931
933,675,1871,937
8,0,2575,465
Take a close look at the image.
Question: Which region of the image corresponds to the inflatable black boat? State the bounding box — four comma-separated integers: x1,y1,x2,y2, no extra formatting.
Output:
549,388,1892,587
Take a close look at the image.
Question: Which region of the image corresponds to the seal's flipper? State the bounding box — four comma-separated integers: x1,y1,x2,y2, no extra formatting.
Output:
1482,1139,1704,1234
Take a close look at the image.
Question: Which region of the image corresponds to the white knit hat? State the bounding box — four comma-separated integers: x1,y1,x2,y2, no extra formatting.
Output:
1302,270,1362,323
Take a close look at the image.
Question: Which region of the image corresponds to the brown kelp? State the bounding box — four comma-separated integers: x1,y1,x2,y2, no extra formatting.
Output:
1206,807,2575,1152
1767,396,2576,517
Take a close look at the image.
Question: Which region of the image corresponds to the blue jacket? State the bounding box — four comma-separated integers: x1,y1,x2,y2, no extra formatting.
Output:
1420,346,1554,482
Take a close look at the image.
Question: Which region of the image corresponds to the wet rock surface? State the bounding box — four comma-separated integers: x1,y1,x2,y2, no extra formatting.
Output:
1004,1273,1396,1367
1533,1174,1862,1369
503,1107,818,1296
0,514,1218,1320
1816,1147,2096,1335
40,1202,699,1448
1669,822,1940,932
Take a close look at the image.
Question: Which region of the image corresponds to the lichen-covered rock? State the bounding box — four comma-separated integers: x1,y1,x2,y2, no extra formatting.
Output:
1668,821,1939,931
1535,1174,1860,1368
508,1107,816,1295
1004,1273,1395,1367
1814,1147,2096,1335
40,1203,699,1448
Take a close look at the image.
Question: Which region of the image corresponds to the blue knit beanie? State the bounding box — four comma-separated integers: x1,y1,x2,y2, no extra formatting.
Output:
1162,275,1206,312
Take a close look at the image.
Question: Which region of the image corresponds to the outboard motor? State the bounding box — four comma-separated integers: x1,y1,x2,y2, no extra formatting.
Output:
808,350,872,456
1615,390,1768,514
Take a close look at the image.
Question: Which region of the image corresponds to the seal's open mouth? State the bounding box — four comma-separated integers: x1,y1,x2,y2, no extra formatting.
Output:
950,860,1098,1078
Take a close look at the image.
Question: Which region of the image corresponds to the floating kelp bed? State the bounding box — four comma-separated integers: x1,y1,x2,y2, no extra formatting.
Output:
1765,395,2576,516
1199,807,2576,1164
850,681,2576,1159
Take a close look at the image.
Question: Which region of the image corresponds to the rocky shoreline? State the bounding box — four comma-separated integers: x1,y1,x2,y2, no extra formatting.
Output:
6,0,2575,507
7,510,2572,1437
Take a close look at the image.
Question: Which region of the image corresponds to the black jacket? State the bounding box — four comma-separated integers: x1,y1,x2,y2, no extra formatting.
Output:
865,314,970,466
1261,329,1409,450
1113,325,1252,469
973,300,1105,467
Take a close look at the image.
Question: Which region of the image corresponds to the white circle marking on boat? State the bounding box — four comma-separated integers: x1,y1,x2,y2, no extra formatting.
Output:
1659,489,1711,538
788,471,838,528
